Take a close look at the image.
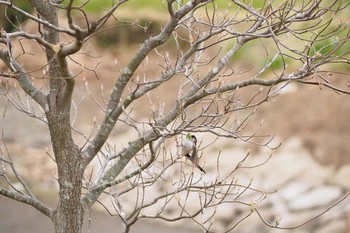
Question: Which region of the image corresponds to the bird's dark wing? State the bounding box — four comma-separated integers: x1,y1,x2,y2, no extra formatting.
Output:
191,147,199,164
185,151,205,174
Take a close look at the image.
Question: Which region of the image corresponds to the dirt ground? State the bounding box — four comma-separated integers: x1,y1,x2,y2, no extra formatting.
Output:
0,195,201,233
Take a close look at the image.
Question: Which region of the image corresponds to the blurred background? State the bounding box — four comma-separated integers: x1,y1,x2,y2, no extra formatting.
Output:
0,0,349,232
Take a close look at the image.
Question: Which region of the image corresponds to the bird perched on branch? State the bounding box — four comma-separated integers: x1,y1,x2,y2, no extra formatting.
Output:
180,133,206,174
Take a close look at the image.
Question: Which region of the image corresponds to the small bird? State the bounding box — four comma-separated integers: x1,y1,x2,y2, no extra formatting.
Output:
181,133,206,174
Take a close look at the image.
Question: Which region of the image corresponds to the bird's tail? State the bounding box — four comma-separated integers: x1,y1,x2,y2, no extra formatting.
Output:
184,154,206,174
197,165,206,174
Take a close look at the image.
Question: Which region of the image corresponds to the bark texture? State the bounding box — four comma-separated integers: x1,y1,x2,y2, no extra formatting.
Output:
28,1,85,232
48,110,84,233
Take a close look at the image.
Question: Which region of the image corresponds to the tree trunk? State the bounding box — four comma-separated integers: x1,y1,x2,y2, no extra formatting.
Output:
47,110,84,233
27,1,85,232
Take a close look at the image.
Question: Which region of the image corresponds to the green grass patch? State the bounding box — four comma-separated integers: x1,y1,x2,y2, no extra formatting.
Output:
59,0,265,14
61,0,168,13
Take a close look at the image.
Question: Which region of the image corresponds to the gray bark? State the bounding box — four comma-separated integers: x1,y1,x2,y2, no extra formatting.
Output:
28,1,85,232
47,111,84,233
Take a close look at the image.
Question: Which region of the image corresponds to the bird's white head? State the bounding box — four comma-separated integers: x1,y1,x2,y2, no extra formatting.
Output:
186,133,197,144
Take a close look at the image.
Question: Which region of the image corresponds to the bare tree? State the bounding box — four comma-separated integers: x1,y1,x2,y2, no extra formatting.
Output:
0,0,349,232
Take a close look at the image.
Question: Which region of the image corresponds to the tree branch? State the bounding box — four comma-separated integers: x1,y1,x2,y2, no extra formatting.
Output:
0,187,53,218
0,0,75,36
83,0,208,166
0,49,48,110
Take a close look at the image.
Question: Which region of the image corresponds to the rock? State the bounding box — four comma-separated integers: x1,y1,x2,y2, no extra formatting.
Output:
280,182,311,201
288,186,343,211
317,219,345,233
333,164,350,188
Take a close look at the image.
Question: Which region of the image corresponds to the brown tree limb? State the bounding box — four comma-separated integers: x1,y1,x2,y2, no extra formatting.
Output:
0,187,53,218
